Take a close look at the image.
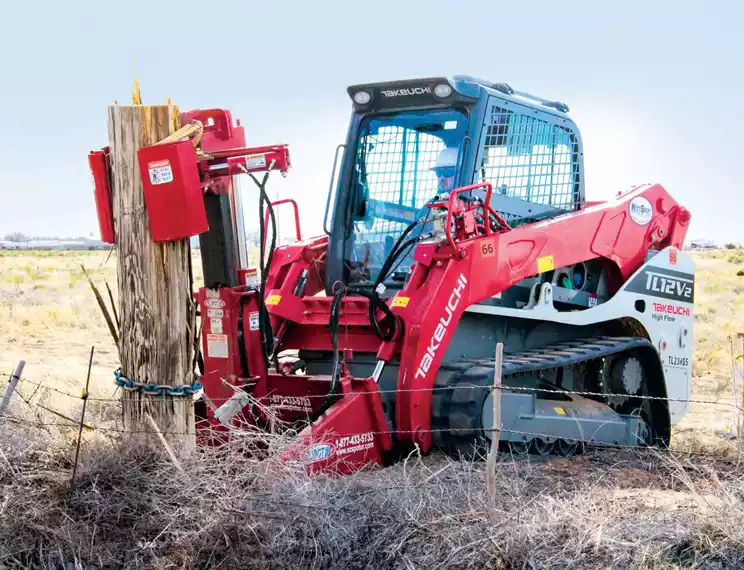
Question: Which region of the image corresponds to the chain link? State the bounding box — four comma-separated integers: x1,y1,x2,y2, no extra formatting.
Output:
113,369,202,397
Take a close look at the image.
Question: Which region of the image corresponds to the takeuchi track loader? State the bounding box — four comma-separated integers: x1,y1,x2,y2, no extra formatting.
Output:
91,76,694,476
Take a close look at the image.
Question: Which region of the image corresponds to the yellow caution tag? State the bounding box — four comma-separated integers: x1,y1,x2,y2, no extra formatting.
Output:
537,255,555,273
265,295,282,306
391,296,410,308
554,407,566,415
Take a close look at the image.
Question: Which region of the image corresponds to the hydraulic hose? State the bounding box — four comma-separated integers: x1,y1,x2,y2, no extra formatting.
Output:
316,281,347,419
257,173,277,365
318,215,429,421
240,164,278,368
374,217,426,287
360,214,432,341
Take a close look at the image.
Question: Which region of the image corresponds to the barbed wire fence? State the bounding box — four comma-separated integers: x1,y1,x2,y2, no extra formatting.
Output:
2,343,744,465
4,345,744,569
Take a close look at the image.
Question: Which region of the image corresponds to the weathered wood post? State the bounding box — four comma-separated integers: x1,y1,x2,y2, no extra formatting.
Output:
739,332,744,440
486,342,503,515
107,101,196,454
0,361,25,417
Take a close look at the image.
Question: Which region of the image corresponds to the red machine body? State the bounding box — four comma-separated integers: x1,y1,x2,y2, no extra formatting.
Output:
86,88,692,480
197,180,691,475
181,108,246,151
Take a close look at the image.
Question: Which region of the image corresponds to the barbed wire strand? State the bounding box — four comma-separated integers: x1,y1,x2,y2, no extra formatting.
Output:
1,409,740,462
6,372,744,415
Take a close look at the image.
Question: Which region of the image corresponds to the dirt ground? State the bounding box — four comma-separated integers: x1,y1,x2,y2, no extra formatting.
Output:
0,247,742,446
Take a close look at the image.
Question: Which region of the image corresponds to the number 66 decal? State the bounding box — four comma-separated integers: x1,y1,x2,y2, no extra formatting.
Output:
480,241,496,257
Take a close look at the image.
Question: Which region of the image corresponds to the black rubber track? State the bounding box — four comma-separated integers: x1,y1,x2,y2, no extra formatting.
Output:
431,336,660,458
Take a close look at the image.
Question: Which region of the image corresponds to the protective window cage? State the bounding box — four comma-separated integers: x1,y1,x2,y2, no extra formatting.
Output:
348,109,467,283
360,127,443,233
479,105,581,224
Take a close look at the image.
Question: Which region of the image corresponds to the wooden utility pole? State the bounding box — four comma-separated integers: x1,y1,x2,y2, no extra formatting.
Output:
107,101,196,454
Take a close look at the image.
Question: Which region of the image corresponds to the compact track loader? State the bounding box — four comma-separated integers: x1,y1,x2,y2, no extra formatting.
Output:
94,77,695,476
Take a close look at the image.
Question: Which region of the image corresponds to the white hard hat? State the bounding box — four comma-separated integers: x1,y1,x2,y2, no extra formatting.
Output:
431,146,458,171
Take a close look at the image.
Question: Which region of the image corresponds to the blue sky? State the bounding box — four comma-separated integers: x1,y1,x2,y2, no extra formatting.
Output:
1,0,741,243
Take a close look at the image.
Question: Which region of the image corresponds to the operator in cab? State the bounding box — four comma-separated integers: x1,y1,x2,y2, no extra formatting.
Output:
415,146,457,224
431,146,458,196
417,145,478,222
429,145,490,205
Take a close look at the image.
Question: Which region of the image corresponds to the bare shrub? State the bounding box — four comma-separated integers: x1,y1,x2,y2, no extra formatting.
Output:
3,417,744,570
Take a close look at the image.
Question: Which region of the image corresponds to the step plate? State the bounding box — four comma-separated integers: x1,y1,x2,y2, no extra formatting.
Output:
484,392,646,447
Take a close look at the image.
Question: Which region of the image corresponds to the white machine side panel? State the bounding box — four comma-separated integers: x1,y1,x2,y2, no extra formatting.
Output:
465,246,695,424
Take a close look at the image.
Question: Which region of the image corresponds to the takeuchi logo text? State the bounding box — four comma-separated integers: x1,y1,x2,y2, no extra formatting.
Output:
381,86,432,98
415,274,468,380
653,302,691,316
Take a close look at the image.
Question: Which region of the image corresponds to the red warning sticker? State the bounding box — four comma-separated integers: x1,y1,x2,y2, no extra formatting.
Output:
147,160,174,185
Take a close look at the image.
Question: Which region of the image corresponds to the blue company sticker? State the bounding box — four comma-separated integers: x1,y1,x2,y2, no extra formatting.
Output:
306,444,335,462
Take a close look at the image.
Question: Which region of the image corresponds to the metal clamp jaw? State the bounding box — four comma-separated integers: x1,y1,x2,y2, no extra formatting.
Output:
425,182,512,259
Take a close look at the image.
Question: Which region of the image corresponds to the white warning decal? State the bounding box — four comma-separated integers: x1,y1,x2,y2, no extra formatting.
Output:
207,334,229,358
249,311,260,331
210,318,223,334
244,154,267,170
207,308,224,318
147,160,174,185
244,268,260,288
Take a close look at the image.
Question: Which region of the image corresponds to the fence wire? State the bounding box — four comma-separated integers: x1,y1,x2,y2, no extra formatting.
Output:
0,413,741,463
2,370,743,463
4,371,744,414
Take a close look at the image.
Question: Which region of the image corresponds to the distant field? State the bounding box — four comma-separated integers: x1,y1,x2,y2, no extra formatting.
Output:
0,248,742,445
0,250,124,404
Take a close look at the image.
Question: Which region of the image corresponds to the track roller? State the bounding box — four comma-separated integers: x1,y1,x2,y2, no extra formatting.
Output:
555,439,583,457
531,438,554,456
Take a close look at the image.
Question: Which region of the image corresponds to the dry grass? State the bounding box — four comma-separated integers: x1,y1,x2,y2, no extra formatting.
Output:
675,248,744,448
2,248,744,569
2,417,744,569
1,250,135,408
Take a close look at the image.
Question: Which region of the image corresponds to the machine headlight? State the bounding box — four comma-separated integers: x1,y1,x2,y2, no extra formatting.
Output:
353,91,372,105
434,84,453,98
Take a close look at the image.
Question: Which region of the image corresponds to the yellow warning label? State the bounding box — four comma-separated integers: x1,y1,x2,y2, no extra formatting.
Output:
554,407,566,415
537,255,555,273
391,296,410,308
265,295,282,306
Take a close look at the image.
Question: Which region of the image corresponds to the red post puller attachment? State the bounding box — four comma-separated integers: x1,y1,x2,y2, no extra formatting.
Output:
89,107,292,247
